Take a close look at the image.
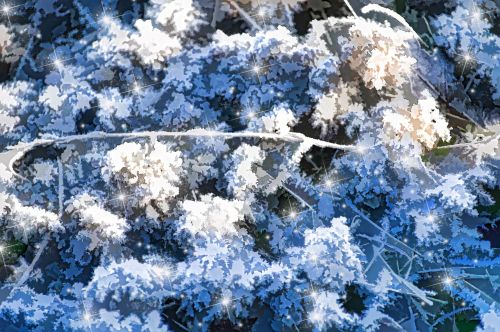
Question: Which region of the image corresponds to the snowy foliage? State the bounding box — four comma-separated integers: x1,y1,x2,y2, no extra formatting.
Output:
180,195,246,238
102,141,183,217
0,0,498,331
338,18,417,91
67,193,130,246
432,0,500,100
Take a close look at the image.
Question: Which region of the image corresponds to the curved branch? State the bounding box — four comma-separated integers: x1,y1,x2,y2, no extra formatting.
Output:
2,129,357,178
361,4,426,45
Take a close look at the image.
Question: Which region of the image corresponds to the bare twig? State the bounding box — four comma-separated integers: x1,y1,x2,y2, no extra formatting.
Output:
162,313,190,332
431,307,470,328
57,157,64,218
417,72,483,128
226,0,262,30
11,161,63,288
14,233,50,288
343,0,359,18
345,199,423,258
211,0,221,28
282,184,314,211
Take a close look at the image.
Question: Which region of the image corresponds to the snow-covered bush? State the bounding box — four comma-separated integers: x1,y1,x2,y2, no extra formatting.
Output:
0,0,498,331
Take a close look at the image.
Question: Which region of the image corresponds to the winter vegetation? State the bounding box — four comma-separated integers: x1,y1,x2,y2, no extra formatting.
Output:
0,0,499,331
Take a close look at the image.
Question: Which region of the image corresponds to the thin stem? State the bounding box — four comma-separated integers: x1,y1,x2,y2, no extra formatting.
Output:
343,0,359,18
417,72,483,128
14,233,50,287
435,133,499,150
211,0,221,28
226,0,262,30
57,158,64,218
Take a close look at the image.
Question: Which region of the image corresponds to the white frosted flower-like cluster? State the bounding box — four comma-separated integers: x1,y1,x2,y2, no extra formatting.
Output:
102,141,183,216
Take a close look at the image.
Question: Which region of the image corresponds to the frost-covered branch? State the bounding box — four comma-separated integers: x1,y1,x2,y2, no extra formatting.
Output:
7,129,357,152
3,129,356,177
435,133,499,150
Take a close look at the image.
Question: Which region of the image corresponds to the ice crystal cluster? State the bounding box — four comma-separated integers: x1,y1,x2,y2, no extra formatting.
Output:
0,0,499,331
